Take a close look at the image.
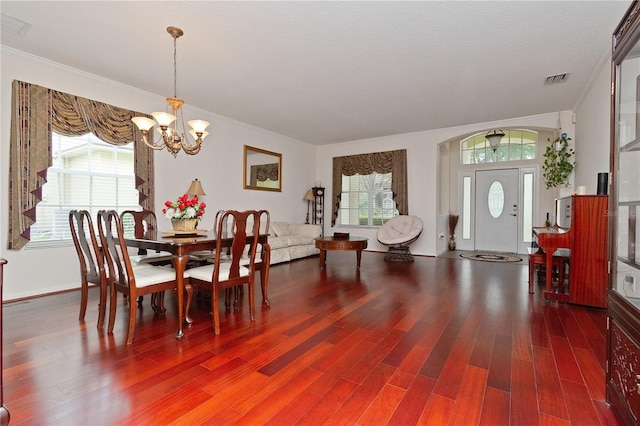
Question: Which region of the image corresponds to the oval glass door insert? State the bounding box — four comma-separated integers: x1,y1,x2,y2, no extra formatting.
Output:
488,181,505,218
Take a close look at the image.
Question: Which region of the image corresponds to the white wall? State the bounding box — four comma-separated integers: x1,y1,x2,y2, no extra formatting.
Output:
574,57,613,194
0,47,317,300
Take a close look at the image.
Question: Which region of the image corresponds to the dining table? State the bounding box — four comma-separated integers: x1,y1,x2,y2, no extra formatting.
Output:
125,229,270,340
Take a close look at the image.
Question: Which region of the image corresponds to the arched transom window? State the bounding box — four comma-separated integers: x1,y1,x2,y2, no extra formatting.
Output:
461,129,537,164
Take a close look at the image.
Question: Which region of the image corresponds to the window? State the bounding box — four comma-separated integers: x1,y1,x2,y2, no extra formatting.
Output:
29,132,138,245
339,172,397,226
461,129,537,164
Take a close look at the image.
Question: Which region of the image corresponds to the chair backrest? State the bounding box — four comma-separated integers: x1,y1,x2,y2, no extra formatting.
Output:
258,209,271,237
214,209,269,237
213,210,260,281
97,210,135,291
213,209,229,233
120,210,158,240
69,210,105,283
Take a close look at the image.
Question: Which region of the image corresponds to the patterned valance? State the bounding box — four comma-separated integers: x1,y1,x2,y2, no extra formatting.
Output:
8,80,154,249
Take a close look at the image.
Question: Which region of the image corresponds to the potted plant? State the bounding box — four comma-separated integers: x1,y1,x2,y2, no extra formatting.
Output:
542,132,575,189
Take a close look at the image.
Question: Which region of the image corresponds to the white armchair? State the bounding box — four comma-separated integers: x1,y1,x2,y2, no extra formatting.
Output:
376,215,423,262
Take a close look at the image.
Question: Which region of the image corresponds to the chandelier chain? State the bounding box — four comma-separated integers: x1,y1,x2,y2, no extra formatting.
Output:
173,35,178,99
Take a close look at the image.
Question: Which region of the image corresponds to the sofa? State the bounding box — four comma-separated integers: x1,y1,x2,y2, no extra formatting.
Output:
267,221,322,264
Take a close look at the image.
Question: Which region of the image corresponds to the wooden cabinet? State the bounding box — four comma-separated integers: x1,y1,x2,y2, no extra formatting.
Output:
608,2,640,424
312,187,325,236
609,297,640,425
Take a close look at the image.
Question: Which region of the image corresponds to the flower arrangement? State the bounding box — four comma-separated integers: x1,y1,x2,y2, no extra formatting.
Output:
162,194,206,221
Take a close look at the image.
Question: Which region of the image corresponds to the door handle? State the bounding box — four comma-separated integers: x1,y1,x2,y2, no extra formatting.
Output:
510,213,517,216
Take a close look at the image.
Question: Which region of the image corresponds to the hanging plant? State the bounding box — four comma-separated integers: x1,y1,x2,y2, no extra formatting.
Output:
542,133,575,189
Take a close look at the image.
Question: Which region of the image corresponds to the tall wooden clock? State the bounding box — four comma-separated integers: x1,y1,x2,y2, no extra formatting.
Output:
312,187,324,236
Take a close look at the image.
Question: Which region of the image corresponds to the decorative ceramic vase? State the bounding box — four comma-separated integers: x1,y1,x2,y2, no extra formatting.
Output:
448,236,456,251
171,218,197,232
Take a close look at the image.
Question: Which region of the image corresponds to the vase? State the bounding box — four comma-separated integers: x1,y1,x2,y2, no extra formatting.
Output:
448,236,456,251
171,218,197,232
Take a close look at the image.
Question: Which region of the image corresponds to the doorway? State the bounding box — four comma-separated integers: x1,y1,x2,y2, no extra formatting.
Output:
475,169,519,253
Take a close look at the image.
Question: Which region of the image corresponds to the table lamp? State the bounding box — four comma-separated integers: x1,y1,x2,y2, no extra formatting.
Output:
303,189,314,224
186,179,206,196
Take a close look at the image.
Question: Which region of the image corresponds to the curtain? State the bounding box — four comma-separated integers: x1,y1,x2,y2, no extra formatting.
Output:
331,149,407,226
8,80,154,249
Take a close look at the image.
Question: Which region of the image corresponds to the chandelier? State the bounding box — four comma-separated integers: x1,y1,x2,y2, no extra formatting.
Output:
485,129,505,152
132,26,209,157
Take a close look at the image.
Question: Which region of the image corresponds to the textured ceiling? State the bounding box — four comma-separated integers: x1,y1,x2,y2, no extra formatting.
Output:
0,1,632,145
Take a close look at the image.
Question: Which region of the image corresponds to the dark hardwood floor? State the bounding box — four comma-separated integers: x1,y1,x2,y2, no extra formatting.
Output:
3,251,618,425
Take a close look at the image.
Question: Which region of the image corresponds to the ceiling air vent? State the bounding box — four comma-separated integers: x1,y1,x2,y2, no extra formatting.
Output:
1,13,31,36
544,73,569,85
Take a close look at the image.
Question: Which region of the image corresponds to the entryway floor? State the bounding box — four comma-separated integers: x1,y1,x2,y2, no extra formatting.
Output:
438,249,523,262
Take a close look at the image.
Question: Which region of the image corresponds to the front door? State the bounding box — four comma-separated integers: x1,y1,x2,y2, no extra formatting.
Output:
475,169,519,253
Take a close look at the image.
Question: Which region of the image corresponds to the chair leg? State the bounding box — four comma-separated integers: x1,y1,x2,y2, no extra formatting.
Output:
158,291,166,314
224,288,232,311
97,279,108,328
79,278,88,321
234,286,242,310
126,294,137,345
150,292,165,314
558,258,566,288
260,245,271,306
213,285,221,335
107,287,118,334
528,257,535,294
248,279,255,322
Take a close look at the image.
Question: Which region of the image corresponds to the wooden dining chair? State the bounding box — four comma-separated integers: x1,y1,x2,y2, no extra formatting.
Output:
120,209,159,240
216,209,271,308
187,210,261,334
120,210,173,265
220,209,269,310
97,210,189,345
69,210,108,328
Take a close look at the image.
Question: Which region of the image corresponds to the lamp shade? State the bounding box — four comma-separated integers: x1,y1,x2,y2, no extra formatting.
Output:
151,112,177,127
303,190,314,201
186,179,206,196
131,116,156,131
485,129,505,152
187,120,210,133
